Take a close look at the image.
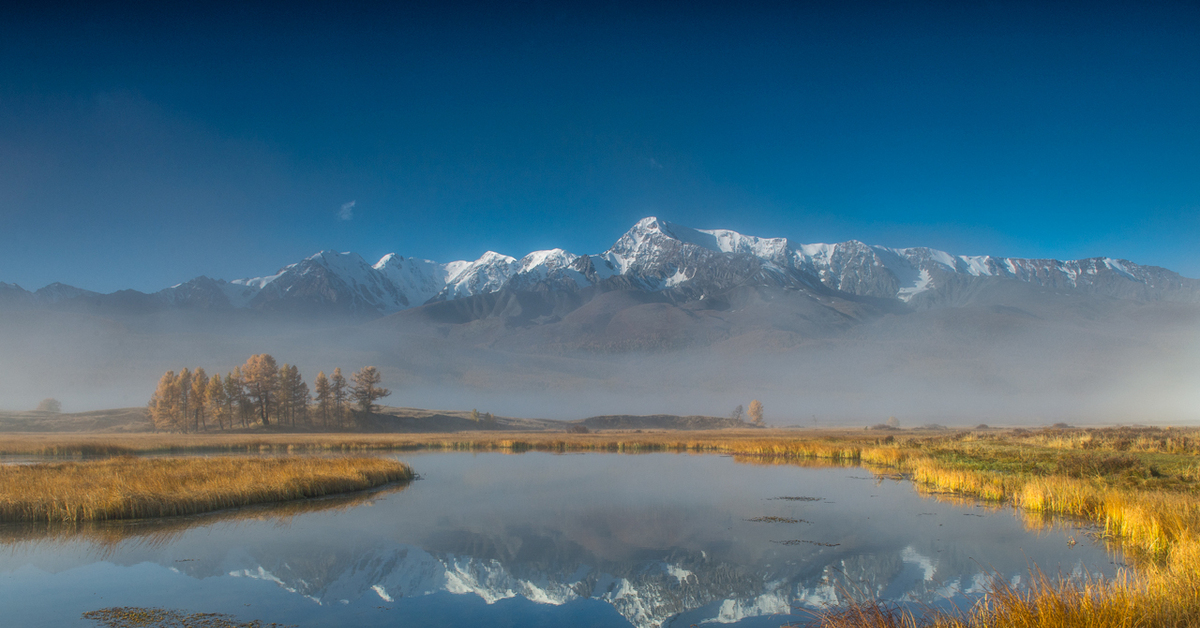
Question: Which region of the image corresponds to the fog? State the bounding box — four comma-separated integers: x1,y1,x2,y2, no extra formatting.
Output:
1,288,1197,427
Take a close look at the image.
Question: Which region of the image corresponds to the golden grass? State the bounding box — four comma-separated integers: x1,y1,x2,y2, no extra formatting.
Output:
0,456,413,523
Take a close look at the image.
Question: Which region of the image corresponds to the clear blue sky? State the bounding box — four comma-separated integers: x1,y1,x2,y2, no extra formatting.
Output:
2,1,1198,293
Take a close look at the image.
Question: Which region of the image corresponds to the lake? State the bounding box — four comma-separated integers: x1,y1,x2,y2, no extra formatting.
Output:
0,452,1124,627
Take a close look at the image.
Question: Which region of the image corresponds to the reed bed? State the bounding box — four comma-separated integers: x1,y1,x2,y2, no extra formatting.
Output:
0,456,413,523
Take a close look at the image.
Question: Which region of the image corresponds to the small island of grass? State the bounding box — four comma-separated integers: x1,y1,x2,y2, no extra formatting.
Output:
0,456,413,523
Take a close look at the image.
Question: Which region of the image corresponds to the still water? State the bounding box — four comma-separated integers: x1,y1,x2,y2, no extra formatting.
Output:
0,452,1122,627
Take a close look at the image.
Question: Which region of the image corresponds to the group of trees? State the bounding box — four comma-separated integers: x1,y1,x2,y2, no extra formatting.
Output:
732,400,765,426
148,354,391,432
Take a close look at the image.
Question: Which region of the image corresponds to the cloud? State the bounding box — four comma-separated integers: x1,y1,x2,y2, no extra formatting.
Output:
338,201,356,221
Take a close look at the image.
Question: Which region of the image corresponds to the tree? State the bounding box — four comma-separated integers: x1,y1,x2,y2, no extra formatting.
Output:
241,354,279,425
314,371,332,429
191,367,208,431
350,366,390,414
748,400,764,426
149,371,180,432
330,367,348,428
177,368,192,433
470,408,480,422
886,416,901,429
278,364,296,426
731,404,744,421
206,373,228,430
226,368,250,428
35,398,62,413
282,364,308,427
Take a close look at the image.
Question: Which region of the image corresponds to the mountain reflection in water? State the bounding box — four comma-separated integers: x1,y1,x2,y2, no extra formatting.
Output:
0,453,1122,628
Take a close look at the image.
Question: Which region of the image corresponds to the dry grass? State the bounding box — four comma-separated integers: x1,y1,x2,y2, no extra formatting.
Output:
0,456,413,523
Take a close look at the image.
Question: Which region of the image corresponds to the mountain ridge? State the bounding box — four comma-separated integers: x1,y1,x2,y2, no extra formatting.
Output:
3,217,1197,318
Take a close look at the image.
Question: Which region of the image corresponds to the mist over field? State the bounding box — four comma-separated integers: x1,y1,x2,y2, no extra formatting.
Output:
3,280,1196,425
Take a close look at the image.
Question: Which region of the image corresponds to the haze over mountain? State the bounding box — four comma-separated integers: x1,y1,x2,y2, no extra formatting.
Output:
1,218,1197,424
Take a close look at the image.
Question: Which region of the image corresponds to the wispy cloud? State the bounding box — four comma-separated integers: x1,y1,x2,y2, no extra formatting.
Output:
338,200,356,221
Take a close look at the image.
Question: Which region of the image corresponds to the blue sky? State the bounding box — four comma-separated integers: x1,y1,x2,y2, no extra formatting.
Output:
1,1,1198,293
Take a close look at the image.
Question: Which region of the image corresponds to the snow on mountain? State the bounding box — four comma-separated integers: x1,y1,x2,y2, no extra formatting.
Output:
436,251,520,301
372,253,449,308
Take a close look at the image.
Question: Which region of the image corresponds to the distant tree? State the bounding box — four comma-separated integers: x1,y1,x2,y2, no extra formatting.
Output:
330,367,348,428
350,366,391,414
484,412,495,426
242,354,279,425
731,404,744,421
177,368,192,433
35,398,62,413
206,374,228,430
748,400,764,426
284,365,308,427
191,367,208,431
470,408,480,422
277,363,302,427
149,371,180,432
886,416,901,429
225,368,250,428
313,371,332,429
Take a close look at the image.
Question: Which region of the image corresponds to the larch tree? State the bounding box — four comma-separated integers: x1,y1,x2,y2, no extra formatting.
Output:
350,366,391,414
748,399,764,426
313,371,332,429
177,368,192,433
283,364,308,427
206,373,228,430
241,354,279,425
191,367,208,431
149,370,179,431
277,364,296,426
330,367,348,429
226,368,250,428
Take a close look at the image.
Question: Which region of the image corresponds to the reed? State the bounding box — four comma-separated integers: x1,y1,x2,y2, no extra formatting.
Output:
0,456,413,523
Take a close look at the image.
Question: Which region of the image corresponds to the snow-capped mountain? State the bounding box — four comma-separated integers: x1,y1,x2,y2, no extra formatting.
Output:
3,217,1196,316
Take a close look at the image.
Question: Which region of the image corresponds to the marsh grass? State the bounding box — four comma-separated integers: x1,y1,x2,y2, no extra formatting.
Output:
0,480,410,549
0,456,413,523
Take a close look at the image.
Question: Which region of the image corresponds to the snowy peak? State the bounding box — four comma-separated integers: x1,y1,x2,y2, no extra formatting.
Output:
437,251,520,300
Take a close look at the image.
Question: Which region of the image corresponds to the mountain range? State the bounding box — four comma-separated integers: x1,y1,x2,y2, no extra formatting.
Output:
3,217,1196,318
2,217,1197,421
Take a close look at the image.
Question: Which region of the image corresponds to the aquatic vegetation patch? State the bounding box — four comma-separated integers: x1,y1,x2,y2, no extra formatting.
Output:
746,515,809,523
0,456,413,523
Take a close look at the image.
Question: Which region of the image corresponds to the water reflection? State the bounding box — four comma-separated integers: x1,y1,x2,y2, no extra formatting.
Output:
0,453,1122,628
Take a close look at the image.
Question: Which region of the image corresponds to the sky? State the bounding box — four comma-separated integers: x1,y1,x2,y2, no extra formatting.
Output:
1,0,1198,293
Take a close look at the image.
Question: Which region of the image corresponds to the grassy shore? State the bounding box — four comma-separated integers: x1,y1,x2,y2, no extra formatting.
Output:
0,456,414,523
3,426,1198,626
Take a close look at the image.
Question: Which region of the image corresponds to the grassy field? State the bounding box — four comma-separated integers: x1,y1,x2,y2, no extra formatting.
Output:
0,456,414,523
3,425,1198,627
